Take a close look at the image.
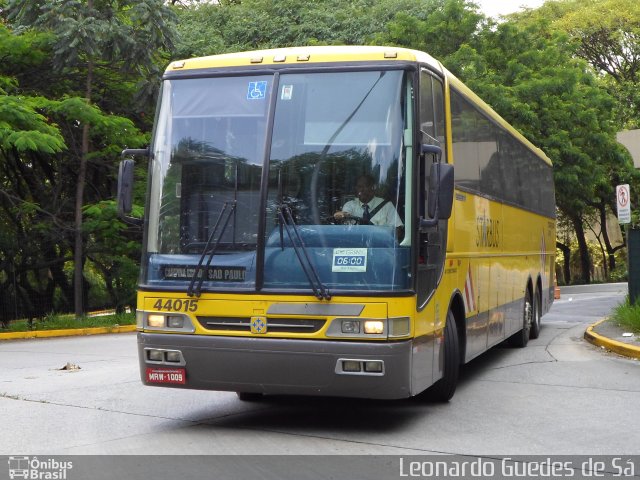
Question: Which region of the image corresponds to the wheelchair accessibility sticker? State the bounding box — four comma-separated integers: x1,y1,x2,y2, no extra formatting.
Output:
247,81,268,100
332,248,367,272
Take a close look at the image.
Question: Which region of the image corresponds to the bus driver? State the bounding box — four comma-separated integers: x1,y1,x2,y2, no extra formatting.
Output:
334,174,403,227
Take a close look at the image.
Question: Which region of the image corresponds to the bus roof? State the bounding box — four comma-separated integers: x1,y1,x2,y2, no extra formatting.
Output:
166,45,444,74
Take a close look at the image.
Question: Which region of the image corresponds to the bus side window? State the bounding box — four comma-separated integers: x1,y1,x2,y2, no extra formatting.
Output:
419,70,446,218
420,71,446,153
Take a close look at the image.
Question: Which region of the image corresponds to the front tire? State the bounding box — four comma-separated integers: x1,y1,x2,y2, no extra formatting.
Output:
427,310,460,402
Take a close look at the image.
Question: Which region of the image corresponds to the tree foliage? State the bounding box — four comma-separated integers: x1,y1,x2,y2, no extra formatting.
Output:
511,0,640,128
1,0,638,322
0,3,170,321
171,0,484,59
448,20,637,282
5,0,176,317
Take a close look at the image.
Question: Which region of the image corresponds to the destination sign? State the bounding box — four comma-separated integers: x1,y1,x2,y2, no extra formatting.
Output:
162,265,246,282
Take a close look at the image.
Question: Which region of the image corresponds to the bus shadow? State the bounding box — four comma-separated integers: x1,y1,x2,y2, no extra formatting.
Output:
201,366,491,434
195,344,521,434
202,394,439,433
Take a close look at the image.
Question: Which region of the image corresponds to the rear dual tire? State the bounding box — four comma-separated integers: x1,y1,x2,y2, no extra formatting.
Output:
529,288,541,340
509,288,532,348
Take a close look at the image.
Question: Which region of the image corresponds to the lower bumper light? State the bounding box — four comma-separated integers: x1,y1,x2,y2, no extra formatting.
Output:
145,348,185,366
165,351,182,363
364,361,383,373
342,360,362,372
147,349,163,362
337,359,385,375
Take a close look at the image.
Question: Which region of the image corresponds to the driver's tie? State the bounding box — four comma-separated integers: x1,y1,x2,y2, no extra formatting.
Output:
362,204,370,224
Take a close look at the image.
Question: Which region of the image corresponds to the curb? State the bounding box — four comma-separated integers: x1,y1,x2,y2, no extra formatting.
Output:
0,325,137,341
584,319,640,360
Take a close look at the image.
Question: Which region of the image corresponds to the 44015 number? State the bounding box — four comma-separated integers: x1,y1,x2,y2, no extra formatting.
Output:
152,298,198,312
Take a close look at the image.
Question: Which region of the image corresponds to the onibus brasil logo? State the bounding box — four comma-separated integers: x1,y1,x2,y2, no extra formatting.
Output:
8,456,73,479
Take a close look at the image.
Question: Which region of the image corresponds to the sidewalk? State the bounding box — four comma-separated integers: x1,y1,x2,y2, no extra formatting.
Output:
584,317,640,360
0,324,136,340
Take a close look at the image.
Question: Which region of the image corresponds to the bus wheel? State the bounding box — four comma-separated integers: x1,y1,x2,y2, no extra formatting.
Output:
427,310,460,402
529,288,541,340
509,288,532,348
236,392,263,401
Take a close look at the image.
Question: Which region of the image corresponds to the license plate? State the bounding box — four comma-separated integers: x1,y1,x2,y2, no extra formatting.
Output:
146,367,186,385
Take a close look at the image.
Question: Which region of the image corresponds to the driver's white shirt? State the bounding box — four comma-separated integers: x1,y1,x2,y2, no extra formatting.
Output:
341,196,403,227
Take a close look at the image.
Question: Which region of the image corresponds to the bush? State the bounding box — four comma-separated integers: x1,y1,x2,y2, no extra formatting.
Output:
610,298,640,334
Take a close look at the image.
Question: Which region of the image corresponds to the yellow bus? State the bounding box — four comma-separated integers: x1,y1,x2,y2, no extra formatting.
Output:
118,45,555,401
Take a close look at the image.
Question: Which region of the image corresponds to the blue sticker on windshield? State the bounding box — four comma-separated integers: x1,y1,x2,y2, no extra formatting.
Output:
247,81,267,100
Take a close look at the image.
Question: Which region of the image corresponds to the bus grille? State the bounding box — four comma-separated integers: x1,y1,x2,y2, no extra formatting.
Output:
196,316,326,333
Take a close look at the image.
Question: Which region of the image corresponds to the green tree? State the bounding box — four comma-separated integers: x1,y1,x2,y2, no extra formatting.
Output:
374,0,484,60
513,0,640,129
0,21,147,319
0,25,70,323
83,200,143,312
7,0,176,318
446,21,636,283
171,0,469,59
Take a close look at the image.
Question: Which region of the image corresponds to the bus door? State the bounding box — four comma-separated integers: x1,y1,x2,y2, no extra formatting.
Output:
416,69,447,307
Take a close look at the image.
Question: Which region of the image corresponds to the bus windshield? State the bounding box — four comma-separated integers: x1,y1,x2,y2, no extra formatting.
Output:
143,69,412,293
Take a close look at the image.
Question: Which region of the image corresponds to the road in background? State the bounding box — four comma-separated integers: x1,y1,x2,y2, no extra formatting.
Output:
0,283,638,456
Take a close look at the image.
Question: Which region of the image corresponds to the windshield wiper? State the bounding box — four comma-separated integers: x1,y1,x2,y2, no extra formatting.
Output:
277,203,331,301
187,201,237,297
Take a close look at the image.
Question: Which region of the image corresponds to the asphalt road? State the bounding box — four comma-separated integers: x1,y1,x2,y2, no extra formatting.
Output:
0,283,638,461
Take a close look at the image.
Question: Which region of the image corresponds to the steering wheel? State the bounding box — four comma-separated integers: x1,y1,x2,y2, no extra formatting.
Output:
329,214,363,225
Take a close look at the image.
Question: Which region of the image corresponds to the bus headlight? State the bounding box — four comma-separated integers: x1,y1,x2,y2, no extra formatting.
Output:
167,316,184,329
147,314,165,328
341,320,360,334
326,318,387,338
143,312,195,333
364,320,384,334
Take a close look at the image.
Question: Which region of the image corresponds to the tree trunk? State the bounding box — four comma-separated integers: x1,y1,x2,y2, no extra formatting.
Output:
598,202,617,272
556,241,571,285
571,215,591,284
74,56,93,319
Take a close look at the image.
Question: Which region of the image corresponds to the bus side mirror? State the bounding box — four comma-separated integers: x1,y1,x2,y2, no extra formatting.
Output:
420,162,454,230
117,159,134,216
428,163,454,219
117,150,146,226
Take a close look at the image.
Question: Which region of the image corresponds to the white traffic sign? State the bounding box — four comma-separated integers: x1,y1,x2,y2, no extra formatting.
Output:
616,184,631,224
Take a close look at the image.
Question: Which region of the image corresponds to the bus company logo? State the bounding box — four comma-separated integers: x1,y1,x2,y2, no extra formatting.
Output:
250,316,267,334
8,456,73,479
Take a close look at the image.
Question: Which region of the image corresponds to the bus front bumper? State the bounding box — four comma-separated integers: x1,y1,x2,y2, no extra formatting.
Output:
138,332,414,400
